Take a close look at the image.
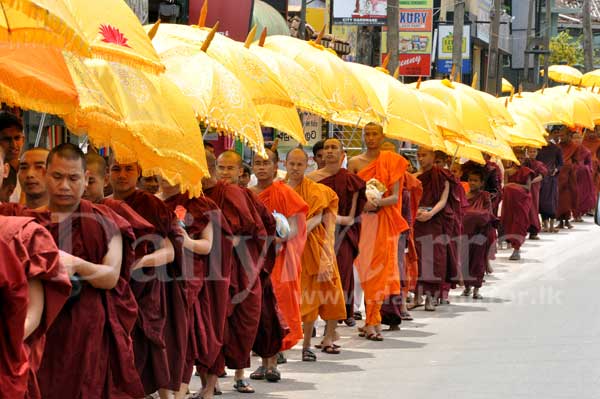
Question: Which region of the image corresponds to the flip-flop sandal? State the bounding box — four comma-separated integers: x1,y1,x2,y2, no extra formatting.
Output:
302,348,317,361
265,367,281,382
400,311,413,321
321,345,341,354
366,333,384,341
407,303,423,310
276,352,287,364
249,366,266,380
357,326,366,337
214,387,223,396
233,379,255,393
315,342,341,349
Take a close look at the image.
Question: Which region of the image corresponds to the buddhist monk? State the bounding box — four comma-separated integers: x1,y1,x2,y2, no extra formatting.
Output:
251,148,308,380
536,127,563,232
139,174,161,195
308,138,366,327
502,156,535,261
461,167,496,299
0,111,24,203
348,123,407,337
521,148,548,239
239,164,252,188
557,127,578,229
286,148,346,360
108,158,179,397
413,147,464,311
571,133,596,221
17,148,49,209
312,139,326,169
583,126,600,199
463,154,503,215
205,151,266,393
35,143,144,399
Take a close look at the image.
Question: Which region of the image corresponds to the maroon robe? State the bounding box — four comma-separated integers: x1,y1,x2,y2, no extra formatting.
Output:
524,159,548,234
502,167,535,251
0,239,29,399
414,167,464,296
0,216,71,399
462,191,496,288
163,193,232,381
573,145,596,217
558,142,579,220
317,169,366,319
583,137,600,198
122,189,182,393
36,200,145,399
204,181,264,371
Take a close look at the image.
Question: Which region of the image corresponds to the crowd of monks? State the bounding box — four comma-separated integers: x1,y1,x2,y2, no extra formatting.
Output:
1,108,599,399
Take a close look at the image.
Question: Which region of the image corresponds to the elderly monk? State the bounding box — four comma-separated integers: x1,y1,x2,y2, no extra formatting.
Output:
17,148,49,209
572,133,596,221
557,127,579,229
308,138,366,327
413,147,464,311
502,156,536,261
0,147,71,399
536,128,564,232
161,179,230,399
251,148,308,381
204,151,265,393
461,167,496,299
216,150,289,384
348,123,408,339
33,144,144,399
109,158,179,398
286,148,346,360
520,148,548,240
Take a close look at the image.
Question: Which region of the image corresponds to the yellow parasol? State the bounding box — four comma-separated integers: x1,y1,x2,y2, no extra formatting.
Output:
150,24,265,156
581,69,600,87
545,65,583,85
445,142,486,164
501,78,514,94
537,86,595,129
495,114,547,148
0,45,78,115
249,29,333,120
504,93,562,127
63,54,208,196
344,62,445,149
262,34,379,127
543,85,600,124
147,23,304,144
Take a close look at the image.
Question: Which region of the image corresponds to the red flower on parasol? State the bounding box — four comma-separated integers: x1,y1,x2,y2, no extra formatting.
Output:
99,24,132,48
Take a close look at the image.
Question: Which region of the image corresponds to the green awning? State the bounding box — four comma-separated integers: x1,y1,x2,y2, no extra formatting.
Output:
252,0,290,37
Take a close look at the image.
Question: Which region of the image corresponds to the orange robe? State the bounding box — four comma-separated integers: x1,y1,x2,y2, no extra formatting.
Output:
294,178,346,323
356,151,409,326
403,172,423,295
257,181,308,351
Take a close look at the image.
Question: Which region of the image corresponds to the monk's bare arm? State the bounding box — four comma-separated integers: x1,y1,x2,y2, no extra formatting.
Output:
182,222,214,255
347,157,361,174
62,234,123,289
417,182,450,222
374,181,400,207
24,279,44,340
532,175,543,185
306,212,323,234
133,237,175,270
338,192,359,225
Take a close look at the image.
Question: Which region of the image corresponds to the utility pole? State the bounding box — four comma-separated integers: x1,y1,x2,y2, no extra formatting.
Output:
485,0,502,95
541,0,551,87
583,0,594,72
299,0,308,40
387,0,399,73
452,0,465,81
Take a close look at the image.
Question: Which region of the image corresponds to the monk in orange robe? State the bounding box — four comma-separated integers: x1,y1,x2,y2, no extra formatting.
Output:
251,148,308,381
286,148,346,361
348,123,408,341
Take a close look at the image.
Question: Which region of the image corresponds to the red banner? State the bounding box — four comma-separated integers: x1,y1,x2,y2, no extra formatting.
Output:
189,0,254,42
398,54,431,76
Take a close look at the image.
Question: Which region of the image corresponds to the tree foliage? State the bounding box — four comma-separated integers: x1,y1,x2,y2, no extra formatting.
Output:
548,30,584,65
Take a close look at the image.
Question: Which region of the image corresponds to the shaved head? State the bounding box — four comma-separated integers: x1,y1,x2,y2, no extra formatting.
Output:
218,150,243,167
85,152,107,176
287,148,309,162
216,150,243,184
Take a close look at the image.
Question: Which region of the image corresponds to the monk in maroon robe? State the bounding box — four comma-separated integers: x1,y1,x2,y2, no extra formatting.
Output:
572,133,596,220
583,127,600,199
536,129,563,232
108,159,180,397
557,128,579,228
34,144,144,399
502,159,535,261
308,138,366,326
461,168,496,299
521,148,548,239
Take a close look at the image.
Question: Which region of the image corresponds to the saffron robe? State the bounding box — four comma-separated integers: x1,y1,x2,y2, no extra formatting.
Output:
502,167,536,250
294,178,346,323
317,169,366,319
537,143,564,219
257,181,308,351
356,151,408,326
463,191,496,288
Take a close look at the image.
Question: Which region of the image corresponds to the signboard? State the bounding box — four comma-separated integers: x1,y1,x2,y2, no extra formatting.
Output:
399,54,432,76
188,0,254,41
333,0,387,25
436,25,471,74
276,113,322,172
399,0,433,7
399,31,432,54
399,9,433,31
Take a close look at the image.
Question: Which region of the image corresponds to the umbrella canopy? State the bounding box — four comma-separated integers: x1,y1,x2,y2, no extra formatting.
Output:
262,35,379,127
495,114,547,148
0,46,78,115
445,142,486,164
156,47,265,156
544,85,600,124
63,54,208,196
537,86,595,129
501,78,514,94
504,93,566,127
148,23,305,144
1,0,164,73
546,65,583,85
415,90,470,144
345,62,445,149
581,69,600,87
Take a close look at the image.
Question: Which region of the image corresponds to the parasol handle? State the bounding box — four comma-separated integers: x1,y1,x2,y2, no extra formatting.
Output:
34,113,47,147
